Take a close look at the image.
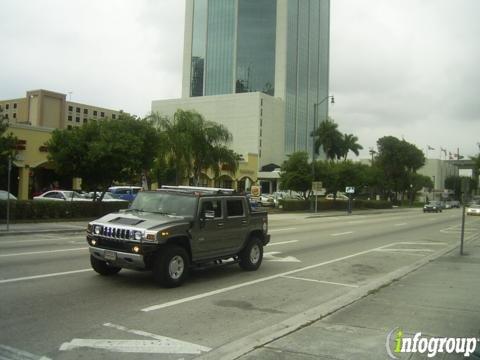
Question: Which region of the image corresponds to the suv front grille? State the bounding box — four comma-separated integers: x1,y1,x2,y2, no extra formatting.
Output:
101,226,133,240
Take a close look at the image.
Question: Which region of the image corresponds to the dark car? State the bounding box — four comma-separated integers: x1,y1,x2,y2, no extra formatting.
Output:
423,201,443,213
87,186,270,287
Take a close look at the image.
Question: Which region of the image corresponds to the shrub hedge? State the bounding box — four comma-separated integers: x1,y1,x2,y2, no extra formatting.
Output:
0,200,129,222
278,199,392,212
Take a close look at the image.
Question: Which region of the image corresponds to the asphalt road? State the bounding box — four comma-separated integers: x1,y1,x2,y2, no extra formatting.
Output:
0,208,476,360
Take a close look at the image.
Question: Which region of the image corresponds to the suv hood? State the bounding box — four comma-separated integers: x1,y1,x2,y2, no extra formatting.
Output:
93,211,191,231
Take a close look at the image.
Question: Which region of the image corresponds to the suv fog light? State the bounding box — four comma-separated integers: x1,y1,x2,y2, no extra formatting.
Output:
91,239,97,246
132,245,140,253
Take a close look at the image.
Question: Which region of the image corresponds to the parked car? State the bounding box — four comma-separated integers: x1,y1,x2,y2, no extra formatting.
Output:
445,200,460,209
86,186,270,287
466,204,480,216
0,190,17,200
33,190,90,202
87,192,129,202
259,194,275,207
325,193,349,201
423,201,443,213
108,186,142,202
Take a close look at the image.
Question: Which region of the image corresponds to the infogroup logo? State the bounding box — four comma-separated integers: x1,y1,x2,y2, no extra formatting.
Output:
386,328,479,358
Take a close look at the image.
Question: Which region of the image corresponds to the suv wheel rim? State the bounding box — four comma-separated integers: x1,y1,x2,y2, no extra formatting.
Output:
168,255,184,280
250,244,260,264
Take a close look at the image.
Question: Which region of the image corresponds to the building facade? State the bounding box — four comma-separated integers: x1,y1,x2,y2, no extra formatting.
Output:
1,89,123,199
154,0,330,169
1,89,122,130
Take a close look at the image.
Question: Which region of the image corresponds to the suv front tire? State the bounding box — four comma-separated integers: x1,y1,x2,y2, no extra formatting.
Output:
152,246,189,288
239,237,263,271
90,255,121,276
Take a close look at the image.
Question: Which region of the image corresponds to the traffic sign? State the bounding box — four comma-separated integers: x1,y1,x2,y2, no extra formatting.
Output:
312,181,323,191
345,186,355,194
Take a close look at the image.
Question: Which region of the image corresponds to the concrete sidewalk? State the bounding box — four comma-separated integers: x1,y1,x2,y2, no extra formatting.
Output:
239,238,480,359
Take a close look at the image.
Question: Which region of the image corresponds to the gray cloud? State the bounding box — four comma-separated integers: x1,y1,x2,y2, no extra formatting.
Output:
1,0,479,158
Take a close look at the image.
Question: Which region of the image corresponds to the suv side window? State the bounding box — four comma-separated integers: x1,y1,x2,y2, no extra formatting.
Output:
201,199,222,219
226,199,244,217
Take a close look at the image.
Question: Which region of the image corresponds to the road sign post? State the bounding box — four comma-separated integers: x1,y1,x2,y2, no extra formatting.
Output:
345,187,355,215
312,182,322,213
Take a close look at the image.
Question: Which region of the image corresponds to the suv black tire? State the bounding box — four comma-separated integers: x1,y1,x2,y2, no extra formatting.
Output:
152,246,189,288
239,237,263,271
90,255,121,276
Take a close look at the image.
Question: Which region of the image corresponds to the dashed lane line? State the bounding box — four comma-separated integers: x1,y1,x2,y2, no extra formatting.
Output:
281,275,359,288
0,269,91,284
330,231,354,237
268,240,299,246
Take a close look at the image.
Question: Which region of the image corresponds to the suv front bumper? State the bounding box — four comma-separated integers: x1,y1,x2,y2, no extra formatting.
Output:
89,246,146,270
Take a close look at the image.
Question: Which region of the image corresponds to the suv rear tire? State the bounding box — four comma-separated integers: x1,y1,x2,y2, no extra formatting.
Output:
90,255,121,276
152,246,189,287
239,237,263,271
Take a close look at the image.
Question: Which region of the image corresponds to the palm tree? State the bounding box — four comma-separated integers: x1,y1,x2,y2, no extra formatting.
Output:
341,133,363,161
149,110,239,186
311,118,343,161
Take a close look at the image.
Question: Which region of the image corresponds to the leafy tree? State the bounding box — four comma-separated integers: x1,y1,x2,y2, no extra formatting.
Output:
407,173,433,205
47,114,159,198
0,106,17,185
340,133,363,161
375,136,425,201
150,110,239,185
315,160,369,198
280,152,312,199
312,118,343,161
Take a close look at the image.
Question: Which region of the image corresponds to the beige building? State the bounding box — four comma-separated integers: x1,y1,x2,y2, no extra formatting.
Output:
1,89,122,130
1,89,123,199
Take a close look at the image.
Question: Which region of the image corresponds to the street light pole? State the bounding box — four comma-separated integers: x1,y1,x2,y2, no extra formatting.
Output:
6,155,12,231
311,95,335,211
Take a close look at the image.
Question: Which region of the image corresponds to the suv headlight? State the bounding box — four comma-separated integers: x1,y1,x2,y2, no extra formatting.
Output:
134,231,143,241
94,225,102,235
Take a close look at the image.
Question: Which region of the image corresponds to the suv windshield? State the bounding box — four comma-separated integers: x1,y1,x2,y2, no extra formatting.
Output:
129,192,197,217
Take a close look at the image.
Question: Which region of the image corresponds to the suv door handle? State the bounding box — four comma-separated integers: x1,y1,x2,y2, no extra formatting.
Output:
217,223,224,227
241,220,247,225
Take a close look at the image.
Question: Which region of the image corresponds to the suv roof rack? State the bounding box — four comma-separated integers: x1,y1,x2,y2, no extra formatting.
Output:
160,185,237,195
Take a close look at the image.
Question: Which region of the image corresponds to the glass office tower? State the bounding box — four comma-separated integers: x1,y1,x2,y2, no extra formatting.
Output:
184,0,330,157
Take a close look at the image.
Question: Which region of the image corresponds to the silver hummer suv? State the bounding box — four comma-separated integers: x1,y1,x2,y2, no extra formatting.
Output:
86,186,270,287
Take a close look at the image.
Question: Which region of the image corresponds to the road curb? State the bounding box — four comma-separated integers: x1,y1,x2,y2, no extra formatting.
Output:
195,241,460,360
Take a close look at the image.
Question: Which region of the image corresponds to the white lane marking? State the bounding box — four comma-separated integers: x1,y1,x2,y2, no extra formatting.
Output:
0,247,88,257
281,275,359,288
268,240,299,246
330,231,353,237
141,242,397,312
99,323,211,353
394,223,407,226
397,242,447,246
375,248,435,253
59,339,210,354
263,252,301,263
0,344,52,360
0,269,91,284
269,228,296,232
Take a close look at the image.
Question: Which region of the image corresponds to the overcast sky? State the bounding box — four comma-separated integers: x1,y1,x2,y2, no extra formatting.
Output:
1,0,479,159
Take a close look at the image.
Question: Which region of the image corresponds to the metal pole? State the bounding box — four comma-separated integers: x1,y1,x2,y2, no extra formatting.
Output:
311,103,318,212
6,155,11,231
460,203,465,255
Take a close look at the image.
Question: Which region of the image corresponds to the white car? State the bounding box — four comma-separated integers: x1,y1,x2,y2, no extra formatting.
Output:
33,190,90,202
87,192,129,202
0,190,17,200
466,204,480,216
